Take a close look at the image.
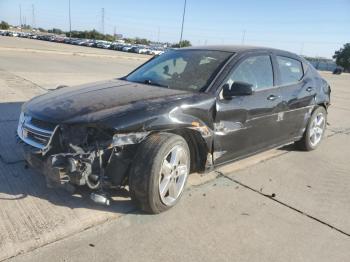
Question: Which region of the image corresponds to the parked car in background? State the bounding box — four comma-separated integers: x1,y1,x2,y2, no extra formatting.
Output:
135,46,150,54
95,40,111,49
85,40,96,47
333,66,344,75
148,48,164,55
0,30,166,57
8,32,19,37
122,45,133,52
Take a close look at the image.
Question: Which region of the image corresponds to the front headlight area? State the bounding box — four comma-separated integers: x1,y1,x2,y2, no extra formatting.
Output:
43,124,151,192
111,132,150,147
59,124,114,152
59,125,150,151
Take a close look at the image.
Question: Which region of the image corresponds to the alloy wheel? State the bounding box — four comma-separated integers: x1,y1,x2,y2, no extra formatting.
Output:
158,145,189,206
309,112,325,147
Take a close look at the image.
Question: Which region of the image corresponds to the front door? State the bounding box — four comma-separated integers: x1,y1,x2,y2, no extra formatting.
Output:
213,54,282,165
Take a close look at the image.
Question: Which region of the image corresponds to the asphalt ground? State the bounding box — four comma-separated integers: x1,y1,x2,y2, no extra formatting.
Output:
0,37,349,262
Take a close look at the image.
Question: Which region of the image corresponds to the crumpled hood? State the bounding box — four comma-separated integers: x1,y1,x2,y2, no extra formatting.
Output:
24,79,191,124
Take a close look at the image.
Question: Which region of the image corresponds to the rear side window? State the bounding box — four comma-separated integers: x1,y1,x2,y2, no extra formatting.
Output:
228,55,273,90
276,56,303,85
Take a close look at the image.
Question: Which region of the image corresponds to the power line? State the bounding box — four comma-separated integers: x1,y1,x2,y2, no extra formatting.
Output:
179,0,187,47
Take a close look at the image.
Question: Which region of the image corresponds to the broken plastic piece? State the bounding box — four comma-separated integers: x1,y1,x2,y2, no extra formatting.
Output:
90,192,110,206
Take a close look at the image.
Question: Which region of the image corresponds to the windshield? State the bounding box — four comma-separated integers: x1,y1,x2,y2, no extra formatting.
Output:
126,50,233,92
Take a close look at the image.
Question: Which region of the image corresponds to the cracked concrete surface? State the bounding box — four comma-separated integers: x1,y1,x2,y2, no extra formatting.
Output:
0,37,350,262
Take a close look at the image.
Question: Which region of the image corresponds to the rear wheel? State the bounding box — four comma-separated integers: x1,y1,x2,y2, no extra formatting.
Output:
295,106,327,151
129,133,190,214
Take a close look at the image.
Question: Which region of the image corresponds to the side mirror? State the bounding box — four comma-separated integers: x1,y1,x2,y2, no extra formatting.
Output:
222,81,253,99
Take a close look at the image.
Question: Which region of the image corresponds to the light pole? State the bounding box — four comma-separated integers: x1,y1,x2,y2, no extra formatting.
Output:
179,0,187,47
68,0,72,38
19,4,22,30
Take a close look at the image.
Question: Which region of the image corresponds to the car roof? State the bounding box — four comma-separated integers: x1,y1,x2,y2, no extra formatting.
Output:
181,45,299,57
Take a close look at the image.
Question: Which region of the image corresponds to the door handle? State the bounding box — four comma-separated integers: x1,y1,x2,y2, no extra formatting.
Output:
267,95,277,101
306,87,313,92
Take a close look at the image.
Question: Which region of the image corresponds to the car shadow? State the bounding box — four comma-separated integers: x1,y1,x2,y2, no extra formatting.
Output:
277,143,298,152
0,101,140,215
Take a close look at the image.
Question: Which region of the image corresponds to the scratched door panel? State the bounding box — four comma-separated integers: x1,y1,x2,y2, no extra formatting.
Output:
213,87,282,165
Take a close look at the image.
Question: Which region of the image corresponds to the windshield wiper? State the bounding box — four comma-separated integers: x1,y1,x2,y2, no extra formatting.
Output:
142,79,169,88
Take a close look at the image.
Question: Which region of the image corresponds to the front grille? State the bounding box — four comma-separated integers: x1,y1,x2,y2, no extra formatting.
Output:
17,113,57,150
25,128,51,144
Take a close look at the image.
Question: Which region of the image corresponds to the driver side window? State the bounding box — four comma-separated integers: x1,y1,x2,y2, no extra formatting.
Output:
228,55,273,90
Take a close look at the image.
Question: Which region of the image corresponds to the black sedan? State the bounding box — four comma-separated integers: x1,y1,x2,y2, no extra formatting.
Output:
17,45,331,213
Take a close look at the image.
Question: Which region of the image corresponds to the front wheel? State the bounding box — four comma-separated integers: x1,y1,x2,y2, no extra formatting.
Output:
129,133,190,214
295,106,327,151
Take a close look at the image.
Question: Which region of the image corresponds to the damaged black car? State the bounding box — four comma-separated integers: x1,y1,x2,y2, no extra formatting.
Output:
17,46,331,213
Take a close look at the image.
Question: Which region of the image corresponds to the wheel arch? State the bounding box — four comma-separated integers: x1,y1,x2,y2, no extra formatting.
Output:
317,102,329,112
166,128,211,173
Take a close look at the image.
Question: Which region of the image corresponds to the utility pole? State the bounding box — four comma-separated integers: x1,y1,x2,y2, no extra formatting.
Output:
68,0,72,37
113,25,116,40
32,4,36,29
241,29,246,45
19,4,22,30
179,0,187,47
101,8,105,34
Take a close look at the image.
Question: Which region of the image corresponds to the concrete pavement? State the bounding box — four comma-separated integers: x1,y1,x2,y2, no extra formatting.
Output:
8,176,350,262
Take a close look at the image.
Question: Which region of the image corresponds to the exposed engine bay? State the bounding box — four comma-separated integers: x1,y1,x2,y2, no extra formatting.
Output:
18,114,151,205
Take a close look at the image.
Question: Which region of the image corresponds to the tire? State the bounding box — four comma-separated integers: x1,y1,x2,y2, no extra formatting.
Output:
129,133,190,214
295,106,327,151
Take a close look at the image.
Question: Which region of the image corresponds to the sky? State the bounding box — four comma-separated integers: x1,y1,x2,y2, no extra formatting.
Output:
0,0,349,58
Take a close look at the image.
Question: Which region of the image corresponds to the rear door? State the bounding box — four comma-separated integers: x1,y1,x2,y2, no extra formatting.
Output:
213,53,283,165
273,54,315,141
